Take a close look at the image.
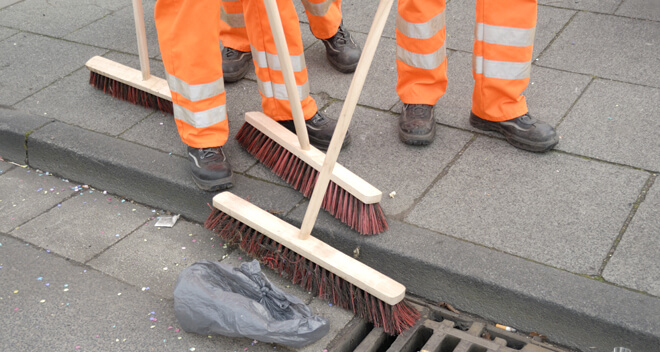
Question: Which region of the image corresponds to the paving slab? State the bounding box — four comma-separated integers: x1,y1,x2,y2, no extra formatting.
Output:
538,0,621,13
603,178,660,296
0,234,290,352
88,218,231,300
64,0,161,58
323,101,474,216
308,33,399,111
0,32,104,106
11,188,154,263
405,137,649,274
616,0,660,21
0,0,125,38
14,67,157,136
0,25,16,40
338,0,397,39
0,166,77,233
538,11,660,87
446,0,576,59
426,51,591,132
0,107,53,163
0,0,20,10
557,79,660,172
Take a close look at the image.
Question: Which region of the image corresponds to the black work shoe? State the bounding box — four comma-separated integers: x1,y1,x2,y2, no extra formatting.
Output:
221,46,252,83
469,112,559,152
399,104,436,146
321,22,361,73
187,146,234,191
278,111,351,151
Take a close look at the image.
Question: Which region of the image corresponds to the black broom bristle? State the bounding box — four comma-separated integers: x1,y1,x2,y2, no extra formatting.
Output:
89,71,173,114
235,122,388,235
204,208,419,335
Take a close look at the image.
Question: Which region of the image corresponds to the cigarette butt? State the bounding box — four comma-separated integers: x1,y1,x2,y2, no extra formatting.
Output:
496,324,516,332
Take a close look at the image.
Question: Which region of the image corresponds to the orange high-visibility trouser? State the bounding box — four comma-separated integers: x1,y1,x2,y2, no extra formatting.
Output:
221,0,343,52
155,0,317,148
396,0,537,122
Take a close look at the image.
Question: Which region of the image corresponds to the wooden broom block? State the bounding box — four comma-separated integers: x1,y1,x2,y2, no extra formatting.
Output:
244,111,383,204
85,56,171,101
212,191,405,305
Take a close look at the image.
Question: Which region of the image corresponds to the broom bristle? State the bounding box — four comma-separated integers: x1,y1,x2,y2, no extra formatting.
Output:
89,71,173,114
204,208,420,335
235,122,388,235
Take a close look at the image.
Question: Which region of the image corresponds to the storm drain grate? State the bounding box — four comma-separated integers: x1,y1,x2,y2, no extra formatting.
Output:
327,297,572,352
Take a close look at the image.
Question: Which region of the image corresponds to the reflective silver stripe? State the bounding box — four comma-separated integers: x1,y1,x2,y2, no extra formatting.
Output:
173,103,227,129
301,0,336,17
472,56,531,80
220,6,245,28
396,10,445,40
257,78,310,101
250,45,306,72
475,23,535,47
396,43,446,70
166,74,225,102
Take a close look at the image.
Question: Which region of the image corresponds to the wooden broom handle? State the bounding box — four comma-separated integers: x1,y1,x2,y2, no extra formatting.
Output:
132,0,150,80
263,0,311,150
299,0,394,238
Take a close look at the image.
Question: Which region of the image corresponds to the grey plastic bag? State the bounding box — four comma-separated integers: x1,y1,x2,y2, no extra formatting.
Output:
173,259,329,347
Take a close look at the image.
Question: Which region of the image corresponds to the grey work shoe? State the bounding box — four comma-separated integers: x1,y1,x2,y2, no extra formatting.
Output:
187,146,234,191
221,46,252,83
278,111,351,151
321,22,361,73
469,112,559,152
399,104,436,146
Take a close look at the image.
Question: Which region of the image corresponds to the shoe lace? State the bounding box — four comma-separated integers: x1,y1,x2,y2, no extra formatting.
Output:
309,112,328,125
224,47,240,59
407,104,433,118
200,147,221,159
332,25,348,45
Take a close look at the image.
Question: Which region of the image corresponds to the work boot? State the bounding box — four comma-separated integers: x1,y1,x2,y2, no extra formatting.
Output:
278,111,351,151
187,146,234,191
321,22,361,73
399,104,436,146
469,112,559,152
221,46,252,83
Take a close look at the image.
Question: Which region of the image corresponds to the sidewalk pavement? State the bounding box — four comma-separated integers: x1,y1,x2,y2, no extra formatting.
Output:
1,0,659,351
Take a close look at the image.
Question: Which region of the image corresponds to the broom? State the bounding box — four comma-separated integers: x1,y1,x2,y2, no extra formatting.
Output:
86,0,173,114
206,0,419,334
234,3,388,236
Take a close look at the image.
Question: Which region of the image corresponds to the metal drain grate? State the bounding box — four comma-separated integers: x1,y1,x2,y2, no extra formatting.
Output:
327,297,573,352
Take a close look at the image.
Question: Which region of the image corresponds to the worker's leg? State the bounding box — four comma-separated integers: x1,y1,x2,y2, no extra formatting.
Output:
469,0,558,152
241,0,350,150
155,0,233,190
395,0,447,145
219,0,253,82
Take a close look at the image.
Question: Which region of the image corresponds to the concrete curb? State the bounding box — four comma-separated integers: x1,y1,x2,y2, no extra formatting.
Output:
2,107,658,351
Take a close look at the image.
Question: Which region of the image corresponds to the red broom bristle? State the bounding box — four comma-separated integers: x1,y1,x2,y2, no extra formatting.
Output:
89,71,174,114
235,122,389,235
204,208,420,335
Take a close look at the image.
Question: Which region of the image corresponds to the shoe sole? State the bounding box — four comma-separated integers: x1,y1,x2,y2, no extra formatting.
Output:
191,174,234,192
469,115,558,153
310,133,352,151
326,54,357,73
399,126,436,146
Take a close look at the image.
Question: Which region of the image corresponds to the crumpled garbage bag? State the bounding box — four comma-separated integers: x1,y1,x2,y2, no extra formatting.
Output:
173,259,329,347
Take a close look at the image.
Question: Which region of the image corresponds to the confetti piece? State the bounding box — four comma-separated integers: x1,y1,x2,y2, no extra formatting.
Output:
117,293,122,296
14,307,19,311
40,299,46,303
37,277,43,281
163,267,168,271
14,290,19,294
